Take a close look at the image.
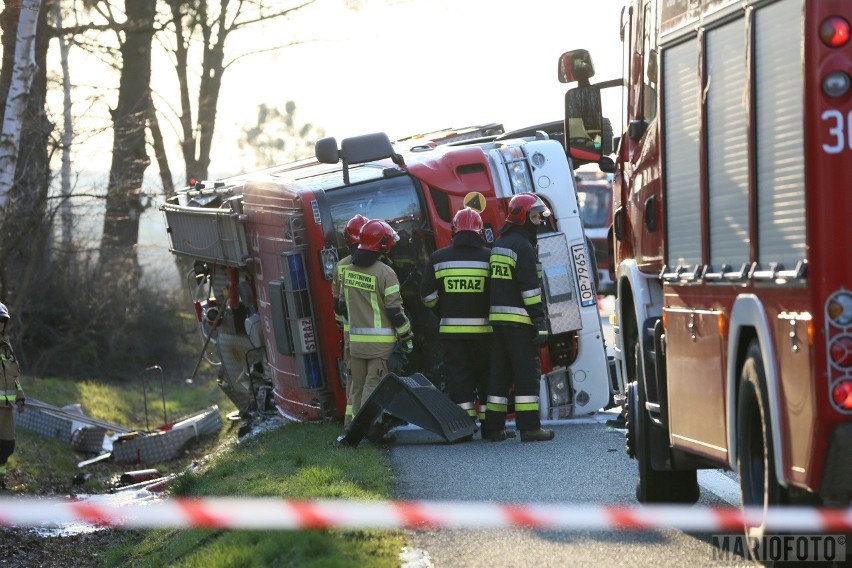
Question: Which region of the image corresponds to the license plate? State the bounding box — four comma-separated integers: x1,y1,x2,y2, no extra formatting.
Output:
571,243,597,307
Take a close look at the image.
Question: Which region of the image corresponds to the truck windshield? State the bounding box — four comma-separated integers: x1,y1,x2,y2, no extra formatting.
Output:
577,184,612,229
325,174,428,257
326,174,437,378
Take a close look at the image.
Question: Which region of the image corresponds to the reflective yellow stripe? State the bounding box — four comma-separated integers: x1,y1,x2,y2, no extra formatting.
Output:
371,293,381,328
384,284,400,297
515,395,540,412
491,247,517,263
434,260,490,272
422,290,439,307
521,287,542,306
439,325,492,334
489,313,532,325
395,321,411,336
349,334,396,343
522,294,542,306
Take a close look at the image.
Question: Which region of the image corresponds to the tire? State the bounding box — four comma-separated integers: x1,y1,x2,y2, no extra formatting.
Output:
736,340,789,559
632,344,699,503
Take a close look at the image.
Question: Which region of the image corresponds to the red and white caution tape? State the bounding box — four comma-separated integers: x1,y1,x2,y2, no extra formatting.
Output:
1,497,851,532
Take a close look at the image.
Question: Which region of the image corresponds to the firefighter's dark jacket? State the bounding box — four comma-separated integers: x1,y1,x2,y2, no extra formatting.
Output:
488,225,545,327
420,232,492,337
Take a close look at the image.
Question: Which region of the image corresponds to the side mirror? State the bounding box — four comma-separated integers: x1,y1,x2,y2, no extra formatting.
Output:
565,86,603,163
558,49,595,85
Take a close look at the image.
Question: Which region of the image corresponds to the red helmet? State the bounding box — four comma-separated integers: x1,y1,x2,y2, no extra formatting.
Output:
358,220,399,254
343,214,370,245
506,193,551,225
451,207,484,236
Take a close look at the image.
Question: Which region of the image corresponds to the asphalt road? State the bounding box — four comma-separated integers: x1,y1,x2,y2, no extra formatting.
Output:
389,414,745,568
388,296,748,567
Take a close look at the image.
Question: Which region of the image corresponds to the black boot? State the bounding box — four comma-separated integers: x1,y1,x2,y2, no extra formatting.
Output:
483,428,508,441
520,428,555,442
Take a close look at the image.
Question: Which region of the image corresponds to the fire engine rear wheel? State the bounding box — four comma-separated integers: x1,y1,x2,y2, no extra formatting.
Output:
736,340,788,549
632,345,699,504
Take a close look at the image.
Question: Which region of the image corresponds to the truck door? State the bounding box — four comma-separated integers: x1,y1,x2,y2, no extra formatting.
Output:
627,0,664,273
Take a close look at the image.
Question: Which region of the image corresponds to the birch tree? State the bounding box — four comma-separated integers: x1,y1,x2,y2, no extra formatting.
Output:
0,0,51,311
0,0,43,209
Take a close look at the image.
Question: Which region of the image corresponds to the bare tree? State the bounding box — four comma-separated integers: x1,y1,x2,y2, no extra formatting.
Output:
162,0,325,183
52,0,74,248
238,101,324,169
98,0,156,274
0,0,52,318
0,0,43,209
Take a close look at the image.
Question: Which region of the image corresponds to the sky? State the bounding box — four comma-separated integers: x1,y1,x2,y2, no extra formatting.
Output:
51,0,626,180
208,0,626,177
51,0,627,285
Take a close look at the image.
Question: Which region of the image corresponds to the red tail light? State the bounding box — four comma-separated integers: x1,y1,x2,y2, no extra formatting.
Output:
832,380,852,411
820,16,851,48
830,336,852,368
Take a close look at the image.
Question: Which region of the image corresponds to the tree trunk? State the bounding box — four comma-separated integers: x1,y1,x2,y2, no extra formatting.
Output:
53,0,73,249
98,0,156,278
148,93,174,198
0,0,42,209
0,0,51,314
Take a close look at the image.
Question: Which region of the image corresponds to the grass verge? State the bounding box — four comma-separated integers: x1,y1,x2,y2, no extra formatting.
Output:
9,372,235,493
101,422,403,568
6,376,402,567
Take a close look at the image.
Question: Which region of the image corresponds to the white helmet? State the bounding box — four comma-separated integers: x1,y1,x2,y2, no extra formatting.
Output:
0,302,8,321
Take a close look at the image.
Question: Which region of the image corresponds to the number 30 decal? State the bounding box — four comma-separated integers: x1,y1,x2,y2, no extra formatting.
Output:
822,109,852,154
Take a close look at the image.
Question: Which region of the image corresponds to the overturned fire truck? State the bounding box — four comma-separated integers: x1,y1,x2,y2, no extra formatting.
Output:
161,129,615,424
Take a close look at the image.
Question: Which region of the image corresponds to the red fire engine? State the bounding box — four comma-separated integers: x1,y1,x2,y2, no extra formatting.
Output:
161,130,614,426
561,0,852,538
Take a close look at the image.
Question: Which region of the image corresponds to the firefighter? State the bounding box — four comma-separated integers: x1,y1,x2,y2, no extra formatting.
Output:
0,302,25,490
342,219,413,430
485,193,555,442
333,213,370,430
421,207,495,438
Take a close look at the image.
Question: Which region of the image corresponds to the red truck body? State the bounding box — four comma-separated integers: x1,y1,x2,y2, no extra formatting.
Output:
161,131,614,424
562,0,852,527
